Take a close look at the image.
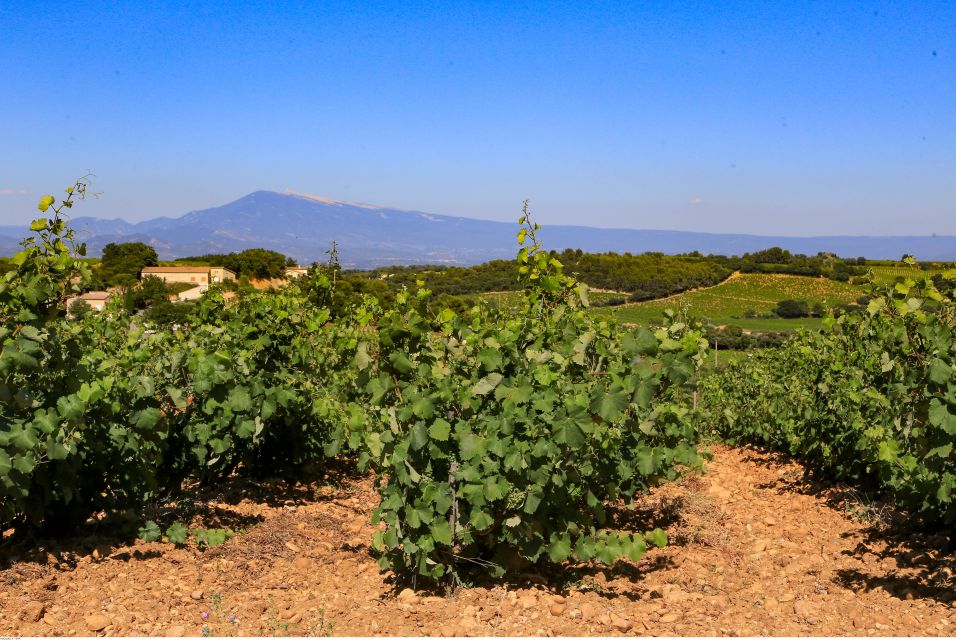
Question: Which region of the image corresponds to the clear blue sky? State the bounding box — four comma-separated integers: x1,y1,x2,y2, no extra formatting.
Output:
1,1,953,235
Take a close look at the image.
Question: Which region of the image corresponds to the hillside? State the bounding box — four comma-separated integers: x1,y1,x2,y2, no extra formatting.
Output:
593,273,862,331
2,190,956,266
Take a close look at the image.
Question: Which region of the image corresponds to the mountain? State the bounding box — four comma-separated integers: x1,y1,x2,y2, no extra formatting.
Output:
1,190,954,267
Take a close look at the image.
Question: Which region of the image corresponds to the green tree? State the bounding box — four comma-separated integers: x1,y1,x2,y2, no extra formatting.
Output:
68,298,91,319
99,242,159,286
223,248,288,279
123,275,170,311
774,299,810,318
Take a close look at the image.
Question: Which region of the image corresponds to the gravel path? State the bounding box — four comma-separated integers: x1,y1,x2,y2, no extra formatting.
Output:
2,445,954,636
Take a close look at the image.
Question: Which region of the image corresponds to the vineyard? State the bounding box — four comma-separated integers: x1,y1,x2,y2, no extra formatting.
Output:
595,272,863,332
2,183,956,636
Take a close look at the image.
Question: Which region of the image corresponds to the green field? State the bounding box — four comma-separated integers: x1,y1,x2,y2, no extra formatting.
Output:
868,265,946,285
590,273,862,330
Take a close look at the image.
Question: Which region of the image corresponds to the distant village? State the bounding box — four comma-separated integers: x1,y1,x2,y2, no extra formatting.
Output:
67,261,309,314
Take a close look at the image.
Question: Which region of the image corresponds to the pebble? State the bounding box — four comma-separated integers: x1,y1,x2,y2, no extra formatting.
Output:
293,557,312,570
579,602,598,620
21,601,46,622
664,588,689,603
610,612,632,631
660,613,679,624
549,604,567,617
85,613,111,631
190,590,203,600
397,588,420,604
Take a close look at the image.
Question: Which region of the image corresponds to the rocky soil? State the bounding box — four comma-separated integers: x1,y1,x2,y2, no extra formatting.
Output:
2,445,955,636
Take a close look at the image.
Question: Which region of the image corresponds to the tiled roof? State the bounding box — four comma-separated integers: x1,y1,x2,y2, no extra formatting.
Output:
142,266,219,273
80,291,111,300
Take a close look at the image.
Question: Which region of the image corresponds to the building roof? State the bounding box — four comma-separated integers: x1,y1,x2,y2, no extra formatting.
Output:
142,266,223,273
80,291,111,300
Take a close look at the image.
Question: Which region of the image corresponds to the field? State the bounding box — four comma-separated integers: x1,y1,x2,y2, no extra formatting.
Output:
591,273,861,330
7,192,956,638
868,265,946,285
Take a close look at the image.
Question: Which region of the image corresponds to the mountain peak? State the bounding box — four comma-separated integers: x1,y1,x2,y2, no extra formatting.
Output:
279,188,382,210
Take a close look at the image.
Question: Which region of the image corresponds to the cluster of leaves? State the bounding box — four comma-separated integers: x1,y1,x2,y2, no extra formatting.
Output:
352,206,706,580
702,262,956,526
0,186,359,532
138,520,237,549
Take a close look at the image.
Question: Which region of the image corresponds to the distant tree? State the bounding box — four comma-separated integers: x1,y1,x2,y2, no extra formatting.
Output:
223,248,288,278
124,275,170,311
69,298,92,319
143,300,195,326
774,299,810,318
100,242,159,286
750,247,793,264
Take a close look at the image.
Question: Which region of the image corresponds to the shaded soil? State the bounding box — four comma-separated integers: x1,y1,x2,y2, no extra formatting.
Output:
2,445,955,636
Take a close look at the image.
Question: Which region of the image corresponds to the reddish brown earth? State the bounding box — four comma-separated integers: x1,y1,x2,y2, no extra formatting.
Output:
2,445,955,637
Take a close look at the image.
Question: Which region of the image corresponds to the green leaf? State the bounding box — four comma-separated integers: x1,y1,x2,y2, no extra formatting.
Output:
166,522,189,545
412,396,435,419
409,421,429,450
428,418,451,442
928,400,956,435
430,521,453,546
929,358,952,385
132,408,163,430
228,387,253,412
477,348,504,371
590,387,629,423
523,487,543,514
138,520,162,542
390,351,414,374
460,433,485,460
472,372,503,396
646,528,667,548
548,533,572,562
623,328,658,355
46,440,70,460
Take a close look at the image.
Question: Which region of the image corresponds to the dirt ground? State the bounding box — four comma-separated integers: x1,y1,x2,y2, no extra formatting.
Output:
2,445,955,637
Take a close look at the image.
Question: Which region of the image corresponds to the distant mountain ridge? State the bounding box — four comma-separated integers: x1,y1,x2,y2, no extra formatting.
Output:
1,190,954,267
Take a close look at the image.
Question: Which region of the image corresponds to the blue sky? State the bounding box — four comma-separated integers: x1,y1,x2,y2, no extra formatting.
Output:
1,1,953,235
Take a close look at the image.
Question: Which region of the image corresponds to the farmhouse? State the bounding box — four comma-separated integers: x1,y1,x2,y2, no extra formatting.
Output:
69,291,112,312
140,265,236,285
285,265,309,278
